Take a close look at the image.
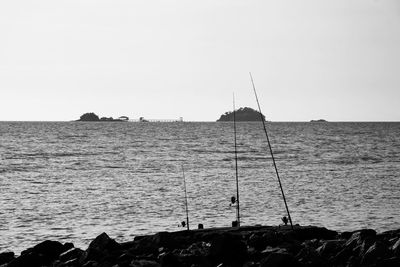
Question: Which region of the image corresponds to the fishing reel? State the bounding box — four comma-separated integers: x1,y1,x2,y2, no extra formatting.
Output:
281,216,288,226
230,196,238,206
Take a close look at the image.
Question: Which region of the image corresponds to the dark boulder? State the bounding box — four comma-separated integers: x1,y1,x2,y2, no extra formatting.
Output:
32,240,65,257
59,247,84,263
11,240,65,266
345,229,377,249
130,259,161,267
7,251,43,267
284,227,337,242
295,246,326,267
259,252,301,267
334,228,377,263
247,233,267,251
58,257,80,267
247,231,283,253
331,247,356,266
132,232,182,256
193,231,220,244
159,252,182,267
315,240,345,257
381,256,400,267
87,233,120,252
179,241,210,257
81,232,121,264
81,260,99,267
258,246,289,261
115,253,135,267
209,233,247,267
0,251,15,265
262,231,282,247
392,237,400,257
360,241,390,266
62,242,75,252
175,242,212,267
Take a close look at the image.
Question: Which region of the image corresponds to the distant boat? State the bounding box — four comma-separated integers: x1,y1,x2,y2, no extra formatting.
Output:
139,117,149,122
118,116,129,121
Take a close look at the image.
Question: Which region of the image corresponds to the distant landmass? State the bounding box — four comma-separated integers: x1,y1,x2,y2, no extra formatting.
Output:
217,107,265,122
77,113,129,122
310,119,328,123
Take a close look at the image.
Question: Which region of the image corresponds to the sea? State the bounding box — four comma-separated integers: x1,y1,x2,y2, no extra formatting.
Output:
0,121,399,253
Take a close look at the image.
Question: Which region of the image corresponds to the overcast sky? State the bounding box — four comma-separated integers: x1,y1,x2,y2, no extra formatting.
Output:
1,0,399,121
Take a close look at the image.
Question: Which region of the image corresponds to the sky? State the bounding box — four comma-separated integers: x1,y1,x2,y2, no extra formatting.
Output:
0,0,399,121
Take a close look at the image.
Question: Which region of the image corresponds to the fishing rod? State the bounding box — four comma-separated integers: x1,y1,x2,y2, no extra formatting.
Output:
233,93,240,227
181,165,190,231
249,72,294,230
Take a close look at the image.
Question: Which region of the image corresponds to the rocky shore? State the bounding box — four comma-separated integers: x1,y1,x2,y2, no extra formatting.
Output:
1,225,399,267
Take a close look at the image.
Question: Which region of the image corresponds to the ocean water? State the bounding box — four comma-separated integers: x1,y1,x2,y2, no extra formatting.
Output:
0,121,399,253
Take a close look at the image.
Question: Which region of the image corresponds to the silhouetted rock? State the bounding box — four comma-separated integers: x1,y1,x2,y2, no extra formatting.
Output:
315,239,345,257
382,256,400,267
159,252,182,267
0,251,15,265
209,233,247,266
391,238,400,256
62,242,75,252
81,232,121,265
248,233,268,251
259,252,301,267
344,229,376,252
286,226,338,242
59,247,84,263
81,260,98,267
295,245,326,267
32,240,65,257
3,225,400,266
7,251,43,267
217,107,266,122
11,240,65,266
360,241,390,266
130,259,160,267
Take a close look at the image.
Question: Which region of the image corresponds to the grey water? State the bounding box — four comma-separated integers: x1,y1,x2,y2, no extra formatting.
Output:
0,121,399,253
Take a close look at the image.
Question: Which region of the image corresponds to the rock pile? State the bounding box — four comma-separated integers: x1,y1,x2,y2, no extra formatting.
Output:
1,225,399,267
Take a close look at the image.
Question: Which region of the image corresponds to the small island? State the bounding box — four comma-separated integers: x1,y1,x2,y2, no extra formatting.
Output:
77,113,129,122
217,107,265,122
310,119,328,123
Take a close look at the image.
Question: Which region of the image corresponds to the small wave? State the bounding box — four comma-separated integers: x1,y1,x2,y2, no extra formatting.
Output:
191,149,224,154
3,165,44,173
360,156,382,163
334,159,357,165
222,156,269,161
105,165,125,169
4,151,102,160
333,155,383,165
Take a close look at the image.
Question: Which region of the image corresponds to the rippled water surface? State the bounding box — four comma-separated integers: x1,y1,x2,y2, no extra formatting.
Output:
0,121,399,253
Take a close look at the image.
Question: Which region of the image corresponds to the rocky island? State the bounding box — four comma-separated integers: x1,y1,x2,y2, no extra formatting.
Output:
217,107,266,122
310,119,328,123
77,113,129,122
1,225,399,267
